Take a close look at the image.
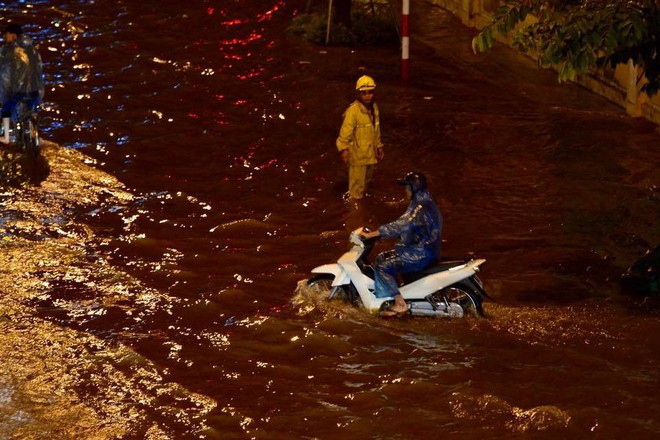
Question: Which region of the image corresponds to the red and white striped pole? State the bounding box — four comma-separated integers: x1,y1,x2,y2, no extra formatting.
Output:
401,0,410,81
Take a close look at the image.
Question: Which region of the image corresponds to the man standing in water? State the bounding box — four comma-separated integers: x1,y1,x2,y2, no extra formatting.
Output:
361,172,442,317
336,75,384,200
0,23,45,144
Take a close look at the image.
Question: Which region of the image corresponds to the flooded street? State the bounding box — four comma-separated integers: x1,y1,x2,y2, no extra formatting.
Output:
1,0,659,438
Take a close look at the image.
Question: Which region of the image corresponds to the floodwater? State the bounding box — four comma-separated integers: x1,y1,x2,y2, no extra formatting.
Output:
1,0,659,438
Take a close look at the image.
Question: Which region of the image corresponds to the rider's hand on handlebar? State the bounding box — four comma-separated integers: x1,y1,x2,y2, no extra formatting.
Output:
360,229,380,240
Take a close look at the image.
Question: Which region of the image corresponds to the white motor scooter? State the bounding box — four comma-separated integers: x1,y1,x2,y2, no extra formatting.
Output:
307,228,489,317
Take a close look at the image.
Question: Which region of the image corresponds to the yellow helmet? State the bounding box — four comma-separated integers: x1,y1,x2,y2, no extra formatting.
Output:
355,75,376,91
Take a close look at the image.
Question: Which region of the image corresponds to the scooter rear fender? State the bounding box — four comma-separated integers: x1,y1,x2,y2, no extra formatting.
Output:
311,264,350,286
400,263,481,299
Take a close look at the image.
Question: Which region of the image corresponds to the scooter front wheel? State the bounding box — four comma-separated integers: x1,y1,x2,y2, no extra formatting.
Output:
307,275,350,302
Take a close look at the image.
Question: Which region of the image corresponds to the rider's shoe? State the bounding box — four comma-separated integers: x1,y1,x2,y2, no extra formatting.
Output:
380,305,410,318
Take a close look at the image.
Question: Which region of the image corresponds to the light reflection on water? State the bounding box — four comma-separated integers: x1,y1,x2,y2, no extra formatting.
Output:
0,145,216,437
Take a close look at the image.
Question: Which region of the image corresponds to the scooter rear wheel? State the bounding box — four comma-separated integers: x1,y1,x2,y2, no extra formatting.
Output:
436,285,483,316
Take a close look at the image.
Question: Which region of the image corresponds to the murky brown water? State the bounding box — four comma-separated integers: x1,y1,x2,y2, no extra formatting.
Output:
1,1,659,438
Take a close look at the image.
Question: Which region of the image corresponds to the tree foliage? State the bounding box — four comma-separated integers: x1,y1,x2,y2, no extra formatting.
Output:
288,0,398,46
472,0,660,96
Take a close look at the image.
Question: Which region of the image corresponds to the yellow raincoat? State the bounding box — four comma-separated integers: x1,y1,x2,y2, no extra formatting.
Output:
336,100,382,165
336,101,383,198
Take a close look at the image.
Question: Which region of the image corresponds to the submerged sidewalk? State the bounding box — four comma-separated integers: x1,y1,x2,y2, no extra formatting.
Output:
426,0,660,126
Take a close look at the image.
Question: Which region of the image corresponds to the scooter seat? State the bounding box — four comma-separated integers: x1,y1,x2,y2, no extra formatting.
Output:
401,260,467,285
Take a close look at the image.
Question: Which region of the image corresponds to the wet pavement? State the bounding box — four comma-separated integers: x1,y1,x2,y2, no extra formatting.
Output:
0,0,659,438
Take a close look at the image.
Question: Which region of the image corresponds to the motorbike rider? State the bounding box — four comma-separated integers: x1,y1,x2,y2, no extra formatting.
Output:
360,172,442,317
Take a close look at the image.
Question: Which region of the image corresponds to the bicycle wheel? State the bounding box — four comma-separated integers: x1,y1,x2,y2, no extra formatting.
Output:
13,118,25,150
28,115,40,156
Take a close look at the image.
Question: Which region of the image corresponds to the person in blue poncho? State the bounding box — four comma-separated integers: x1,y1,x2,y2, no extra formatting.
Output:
0,23,45,145
360,172,442,317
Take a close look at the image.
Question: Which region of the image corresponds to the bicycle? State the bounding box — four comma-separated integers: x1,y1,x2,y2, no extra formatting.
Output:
0,96,46,186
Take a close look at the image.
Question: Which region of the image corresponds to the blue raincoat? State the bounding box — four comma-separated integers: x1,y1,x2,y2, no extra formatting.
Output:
0,33,45,117
373,189,442,298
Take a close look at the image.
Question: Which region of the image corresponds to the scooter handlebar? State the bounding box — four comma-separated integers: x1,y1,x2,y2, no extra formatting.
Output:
351,229,380,253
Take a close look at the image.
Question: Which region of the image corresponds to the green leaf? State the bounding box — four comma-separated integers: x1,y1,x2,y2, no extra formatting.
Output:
471,36,478,53
470,0,660,96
